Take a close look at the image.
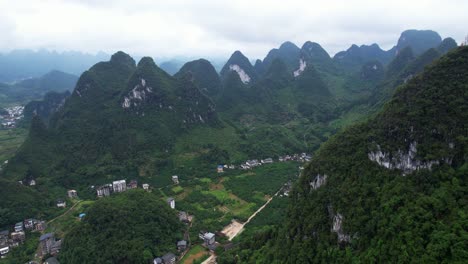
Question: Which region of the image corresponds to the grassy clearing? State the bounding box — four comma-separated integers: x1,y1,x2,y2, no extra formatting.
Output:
0,128,27,163
172,185,184,194
199,178,212,183
46,200,95,237
180,245,209,264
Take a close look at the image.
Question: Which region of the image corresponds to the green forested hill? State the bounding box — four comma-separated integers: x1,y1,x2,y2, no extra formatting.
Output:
0,70,77,107
219,47,468,263
174,58,222,98
59,190,184,264
5,52,219,188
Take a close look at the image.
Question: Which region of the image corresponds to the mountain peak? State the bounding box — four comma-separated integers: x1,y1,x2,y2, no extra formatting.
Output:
175,58,221,97
395,29,442,55
438,37,458,54
220,50,256,84
110,51,136,67
279,41,300,51
137,56,157,68
301,41,330,59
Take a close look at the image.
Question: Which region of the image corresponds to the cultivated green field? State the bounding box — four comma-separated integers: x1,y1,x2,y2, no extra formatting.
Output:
0,128,27,163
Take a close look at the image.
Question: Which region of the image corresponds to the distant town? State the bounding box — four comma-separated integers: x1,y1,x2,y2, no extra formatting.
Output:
0,105,24,128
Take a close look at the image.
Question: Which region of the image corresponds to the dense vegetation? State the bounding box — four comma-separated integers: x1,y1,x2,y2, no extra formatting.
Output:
218,47,468,263
59,190,184,264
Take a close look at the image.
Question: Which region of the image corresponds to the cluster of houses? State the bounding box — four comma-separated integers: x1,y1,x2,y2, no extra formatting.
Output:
217,153,312,172
278,153,312,163
0,218,46,258
0,105,24,128
94,179,147,197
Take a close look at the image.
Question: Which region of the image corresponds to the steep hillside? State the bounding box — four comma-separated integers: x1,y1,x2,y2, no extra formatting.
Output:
220,51,257,84
174,59,221,98
220,47,468,263
22,90,70,126
261,41,301,74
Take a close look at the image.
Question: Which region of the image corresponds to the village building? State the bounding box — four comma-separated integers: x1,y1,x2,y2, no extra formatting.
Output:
67,190,78,198
142,183,150,190
39,233,61,256
14,222,23,232
113,180,127,193
246,160,260,167
178,211,191,223
45,257,60,264
29,179,36,186
153,257,162,264
34,221,46,231
217,165,224,173
171,175,179,184
97,184,112,197
56,199,66,208
39,233,54,256
261,158,273,164
199,232,215,246
24,219,34,230
0,246,9,257
0,230,9,240
167,197,175,209
127,180,138,189
161,253,176,264
177,240,187,251
11,231,25,242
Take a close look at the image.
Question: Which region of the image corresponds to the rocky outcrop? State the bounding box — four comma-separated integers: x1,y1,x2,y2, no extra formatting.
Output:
122,78,153,108
332,213,351,243
368,141,442,175
228,64,251,84
293,59,307,77
310,174,327,190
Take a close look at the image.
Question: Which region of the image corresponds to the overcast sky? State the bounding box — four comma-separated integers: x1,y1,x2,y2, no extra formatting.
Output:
0,0,467,60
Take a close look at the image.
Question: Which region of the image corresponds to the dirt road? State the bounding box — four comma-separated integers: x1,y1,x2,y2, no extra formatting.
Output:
222,188,281,240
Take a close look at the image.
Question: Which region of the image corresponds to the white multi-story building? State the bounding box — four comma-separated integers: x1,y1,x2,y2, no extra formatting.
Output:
112,180,127,193
167,197,175,209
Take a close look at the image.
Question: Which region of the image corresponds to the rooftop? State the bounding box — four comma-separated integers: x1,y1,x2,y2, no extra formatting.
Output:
204,232,215,239
40,233,54,241
162,252,176,261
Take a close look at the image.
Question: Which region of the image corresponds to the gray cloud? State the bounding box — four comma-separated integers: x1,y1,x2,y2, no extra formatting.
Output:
0,0,467,61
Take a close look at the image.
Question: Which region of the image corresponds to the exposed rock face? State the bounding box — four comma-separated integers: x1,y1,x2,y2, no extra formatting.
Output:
310,174,327,190
228,64,251,84
332,213,351,243
293,59,307,77
368,141,442,175
122,78,153,108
